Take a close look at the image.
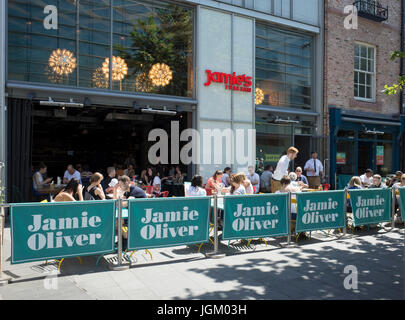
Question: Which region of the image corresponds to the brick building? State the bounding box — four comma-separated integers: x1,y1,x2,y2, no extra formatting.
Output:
325,0,405,188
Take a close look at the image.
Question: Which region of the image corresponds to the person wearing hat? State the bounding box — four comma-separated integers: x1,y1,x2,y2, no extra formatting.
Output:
105,178,119,199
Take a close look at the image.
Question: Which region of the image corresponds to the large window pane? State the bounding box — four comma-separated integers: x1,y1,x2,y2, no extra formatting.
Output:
256,23,313,110
112,0,194,97
8,0,194,98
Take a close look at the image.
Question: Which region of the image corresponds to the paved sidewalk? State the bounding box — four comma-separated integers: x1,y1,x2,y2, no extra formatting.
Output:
0,224,404,300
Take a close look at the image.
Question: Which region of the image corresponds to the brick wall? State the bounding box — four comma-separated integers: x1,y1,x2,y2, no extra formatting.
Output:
324,0,402,135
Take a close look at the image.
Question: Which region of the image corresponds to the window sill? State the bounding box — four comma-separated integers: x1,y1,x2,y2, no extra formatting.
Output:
350,98,379,109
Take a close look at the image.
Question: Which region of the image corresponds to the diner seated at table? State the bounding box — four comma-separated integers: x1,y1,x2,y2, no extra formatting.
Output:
368,174,387,189
388,171,404,187
123,163,136,179
295,167,309,188
205,170,224,196
241,173,254,194
33,162,53,192
54,179,83,202
104,178,118,200
63,164,82,184
185,175,207,197
140,169,148,185
173,166,186,183
113,175,147,200
275,175,301,233
102,166,116,191
85,172,106,200
230,173,246,195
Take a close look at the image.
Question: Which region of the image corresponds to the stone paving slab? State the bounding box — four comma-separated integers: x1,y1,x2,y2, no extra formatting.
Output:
0,225,404,300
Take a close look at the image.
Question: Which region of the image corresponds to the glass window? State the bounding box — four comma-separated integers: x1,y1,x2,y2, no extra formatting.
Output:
112,0,194,97
8,0,194,98
256,23,313,110
354,42,375,101
336,140,356,175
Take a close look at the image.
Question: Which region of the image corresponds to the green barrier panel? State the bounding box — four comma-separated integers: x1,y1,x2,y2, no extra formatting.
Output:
222,194,289,241
11,200,116,264
348,188,392,227
127,197,210,250
295,190,346,233
399,187,405,221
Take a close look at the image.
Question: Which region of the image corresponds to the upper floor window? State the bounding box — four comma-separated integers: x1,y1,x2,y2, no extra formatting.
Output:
354,42,376,101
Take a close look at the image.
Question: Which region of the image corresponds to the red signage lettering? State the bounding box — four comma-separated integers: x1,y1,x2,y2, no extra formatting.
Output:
204,70,252,92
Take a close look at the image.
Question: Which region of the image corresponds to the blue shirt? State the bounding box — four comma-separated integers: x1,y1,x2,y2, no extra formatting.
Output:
125,186,147,198
297,174,309,186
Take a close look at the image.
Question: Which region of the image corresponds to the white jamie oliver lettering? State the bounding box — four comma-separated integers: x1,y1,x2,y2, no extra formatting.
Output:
26,212,103,251
301,198,340,225
231,202,280,232
354,195,385,220
140,206,200,240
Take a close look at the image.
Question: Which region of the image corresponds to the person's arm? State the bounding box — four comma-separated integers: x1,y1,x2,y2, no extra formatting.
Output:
96,185,106,200
319,161,324,177
63,172,69,184
77,185,84,201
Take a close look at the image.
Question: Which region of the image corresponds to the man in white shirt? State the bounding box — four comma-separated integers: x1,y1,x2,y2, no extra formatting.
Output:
272,147,299,193
63,164,82,184
304,152,324,189
359,169,374,188
247,166,260,194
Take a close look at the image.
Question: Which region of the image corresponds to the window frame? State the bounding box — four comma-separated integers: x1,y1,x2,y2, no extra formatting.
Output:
354,41,376,102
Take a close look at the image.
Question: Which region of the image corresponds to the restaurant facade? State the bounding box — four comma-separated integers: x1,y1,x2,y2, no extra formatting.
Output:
325,0,405,189
0,0,324,202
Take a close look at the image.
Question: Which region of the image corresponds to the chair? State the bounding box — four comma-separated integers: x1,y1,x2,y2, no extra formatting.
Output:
145,186,154,194
158,191,169,198
322,183,331,191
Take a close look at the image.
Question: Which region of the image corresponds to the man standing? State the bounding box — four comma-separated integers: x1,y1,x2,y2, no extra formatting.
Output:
260,165,273,193
359,169,374,188
304,152,324,189
63,164,82,184
272,147,299,193
247,166,260,194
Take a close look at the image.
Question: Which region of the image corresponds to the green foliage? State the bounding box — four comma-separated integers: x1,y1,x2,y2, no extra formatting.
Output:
115,4,193,96
384,51,404,96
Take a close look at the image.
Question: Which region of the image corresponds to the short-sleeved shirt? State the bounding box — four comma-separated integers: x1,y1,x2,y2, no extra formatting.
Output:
247,173,260,193
64,170,82,184
186,186,207,197
124,186,147,199
260,170,272,189
33,171,44,191
304,158,324,177
360,174,373,186
297,174,309,185
222,173,230,187
273,155,290,181
233,185,246,195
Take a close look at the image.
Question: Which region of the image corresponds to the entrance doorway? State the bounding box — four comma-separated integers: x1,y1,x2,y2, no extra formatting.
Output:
358,141,374,174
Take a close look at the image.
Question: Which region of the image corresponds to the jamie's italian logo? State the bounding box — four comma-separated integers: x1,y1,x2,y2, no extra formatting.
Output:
204,70,252,92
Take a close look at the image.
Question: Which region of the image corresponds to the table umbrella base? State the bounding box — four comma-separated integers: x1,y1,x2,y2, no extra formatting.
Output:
205,251,226,259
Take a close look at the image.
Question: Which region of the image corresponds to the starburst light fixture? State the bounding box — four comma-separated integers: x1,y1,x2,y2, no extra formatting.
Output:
102,56,128,81
148,63,173,87
48,49,77,76
255,87,264,105
92,67,109,88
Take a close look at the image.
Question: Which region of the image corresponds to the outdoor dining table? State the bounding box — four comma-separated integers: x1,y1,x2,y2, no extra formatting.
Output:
37,184,66,200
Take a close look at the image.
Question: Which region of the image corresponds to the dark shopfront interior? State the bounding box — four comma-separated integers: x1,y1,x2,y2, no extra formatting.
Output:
7,98,190,203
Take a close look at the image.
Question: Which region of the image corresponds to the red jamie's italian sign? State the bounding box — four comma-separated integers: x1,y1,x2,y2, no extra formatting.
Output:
204,70,252,92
